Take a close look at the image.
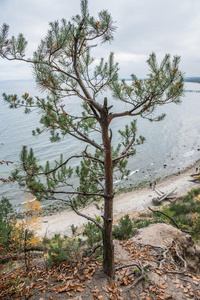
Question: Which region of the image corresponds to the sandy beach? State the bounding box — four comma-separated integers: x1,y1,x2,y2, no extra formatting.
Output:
38,161,200,238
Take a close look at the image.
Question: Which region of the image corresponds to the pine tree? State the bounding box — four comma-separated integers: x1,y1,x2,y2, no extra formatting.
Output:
0,0,184,278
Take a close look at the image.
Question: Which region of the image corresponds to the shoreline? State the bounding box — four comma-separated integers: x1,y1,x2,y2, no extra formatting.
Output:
37,160,200,238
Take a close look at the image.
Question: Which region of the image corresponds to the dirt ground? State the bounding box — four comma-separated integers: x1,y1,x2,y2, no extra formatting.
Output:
1,223,200,299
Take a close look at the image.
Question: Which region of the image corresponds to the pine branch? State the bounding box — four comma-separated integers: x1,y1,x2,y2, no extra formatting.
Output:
112,151,135,166
39,153,104,176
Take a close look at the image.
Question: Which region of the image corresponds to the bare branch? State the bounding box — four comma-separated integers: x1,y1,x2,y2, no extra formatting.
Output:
85,243,103,256
70,200,103,231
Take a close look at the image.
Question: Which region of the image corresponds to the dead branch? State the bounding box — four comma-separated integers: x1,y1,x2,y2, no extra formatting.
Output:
70,200,103,231
190,173,200,177
85,243,103,256
25,245,47,252
148,207,192,234
189,174,200,183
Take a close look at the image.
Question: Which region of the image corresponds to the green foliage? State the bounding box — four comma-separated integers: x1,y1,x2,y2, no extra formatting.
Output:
47,234,83,267
112,215,136,240
113,214,159,241
0,197,14,248
83,217,102,248
169,203,190,215
71,224,78,236
134,218,158,229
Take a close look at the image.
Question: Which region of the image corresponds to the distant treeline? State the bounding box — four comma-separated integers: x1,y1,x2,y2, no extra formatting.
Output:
184,77,200,83
121,77,200,83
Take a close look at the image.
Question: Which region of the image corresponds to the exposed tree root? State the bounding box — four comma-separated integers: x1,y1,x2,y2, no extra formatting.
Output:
138,239,187,274
86,243,103,256
115,262,151,290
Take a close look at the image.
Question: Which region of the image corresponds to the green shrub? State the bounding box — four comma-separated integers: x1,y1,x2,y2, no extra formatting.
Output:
183,195,191,203
169,203,189,215
112,214,136,240
134,219,158,229
193,188,200,196
47,236,82,267
71,224,78,236
191,204,200,213
176,215,193,227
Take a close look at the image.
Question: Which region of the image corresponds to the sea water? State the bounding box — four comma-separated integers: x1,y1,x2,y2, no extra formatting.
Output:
0,80,200,209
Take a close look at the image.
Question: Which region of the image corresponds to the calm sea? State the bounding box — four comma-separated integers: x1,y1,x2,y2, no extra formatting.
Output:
0,80,200,209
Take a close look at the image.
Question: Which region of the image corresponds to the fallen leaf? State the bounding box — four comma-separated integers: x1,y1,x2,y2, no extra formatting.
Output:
157,284,166,289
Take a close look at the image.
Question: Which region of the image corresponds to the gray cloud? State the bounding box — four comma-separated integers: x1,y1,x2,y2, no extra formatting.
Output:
1,0,200,80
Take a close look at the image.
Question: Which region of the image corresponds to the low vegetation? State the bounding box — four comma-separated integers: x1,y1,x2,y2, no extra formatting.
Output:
151,187,200,242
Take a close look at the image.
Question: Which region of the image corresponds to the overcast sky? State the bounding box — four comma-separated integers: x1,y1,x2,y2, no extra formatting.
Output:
1,0,200,80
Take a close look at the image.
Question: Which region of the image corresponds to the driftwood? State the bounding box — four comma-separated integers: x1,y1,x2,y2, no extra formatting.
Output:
152,187,177,205
190,173,200,177
189,173,200,183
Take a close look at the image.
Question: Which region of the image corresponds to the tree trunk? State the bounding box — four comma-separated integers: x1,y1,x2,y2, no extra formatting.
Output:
101,103,115,279
102,194,114,278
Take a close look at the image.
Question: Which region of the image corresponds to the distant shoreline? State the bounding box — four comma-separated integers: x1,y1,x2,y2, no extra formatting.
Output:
1,77,200,83
35,157,200,218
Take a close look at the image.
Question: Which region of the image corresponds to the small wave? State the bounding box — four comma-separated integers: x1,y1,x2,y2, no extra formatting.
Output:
15,197,37,206
183,150,194,158
129,169,139,176
114,179,121,184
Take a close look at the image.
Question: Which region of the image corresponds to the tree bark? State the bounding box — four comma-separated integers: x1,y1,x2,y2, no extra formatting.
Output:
101,102,115,279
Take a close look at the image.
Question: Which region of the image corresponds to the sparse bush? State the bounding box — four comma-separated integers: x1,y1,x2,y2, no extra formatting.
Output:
71,224,78,236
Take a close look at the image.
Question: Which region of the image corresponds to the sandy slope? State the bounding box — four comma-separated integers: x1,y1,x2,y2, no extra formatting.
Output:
38,161,200,238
